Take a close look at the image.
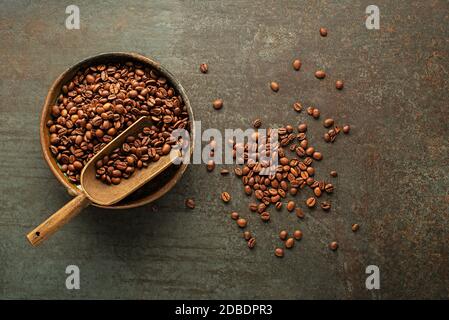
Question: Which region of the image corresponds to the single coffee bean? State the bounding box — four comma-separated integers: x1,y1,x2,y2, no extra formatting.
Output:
287,201,296,212
220,169,230,175
306,106,314,115
200,63,208,73
234,167,243,176
312,108,320,119
319,27,328,37
244,185,252,195
206,160,215,172
275,248,284,257
329,241,338,251
237,218,247,228
293,230,303,240
320,201,331,211
343,125,350,133
279,230,288,240
231,211,239,220
243,231,252,240
292,59,302,71
185,198,195,209
298,123,307,133
314,187,322,197
270,81,279,92
330,170,338,177
352,224,360,232
293,102,302,112
324,183,334,193
324,118,334,128
295,208,305,218
306,197,316,208
336,80,344,90
213,99,223,110
285,238,295,249
260,211,270,222
221,192,231,203
249,203,258,212
313,152,323,160
247,238,256,249
253,118,262,128
315,70,326,79
275,201,283,210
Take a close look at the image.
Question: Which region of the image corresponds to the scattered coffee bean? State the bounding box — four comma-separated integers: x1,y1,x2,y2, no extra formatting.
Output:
220,168,230,175
330,170,338,177
323,118,334,128
343,125,350,134
293,230,303,240
231,211,239,220
279,230,288,240
243,231,252,240
260,212,270,222
185,198,195,209
293,59,302,71
287,201,296,212
253,118,262,128
213,99,223,110
329,241,338,251
295,208,305,218
298,123,307,133
207,160,215,172
313,152,323,160
336,80,344,90
312,108,320,119
315,70,326,79
285,238,295,249
275,202,283,210
249,203,258,212
221,192,231,203
270,82,279,92
306,106,314,115
247,237,256,249
352,224,360,232
306,197,316,208
319,27,328,37
237,218,247,228
320,201,331,211
200,63,208,73
275,248,284,257
324,183,334,193
293,102,302,112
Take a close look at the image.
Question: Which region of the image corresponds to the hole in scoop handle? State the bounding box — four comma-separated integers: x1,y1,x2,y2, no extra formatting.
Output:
26,194,91,247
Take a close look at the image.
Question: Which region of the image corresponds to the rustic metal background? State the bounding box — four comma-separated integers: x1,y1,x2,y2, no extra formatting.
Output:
0,0,448,299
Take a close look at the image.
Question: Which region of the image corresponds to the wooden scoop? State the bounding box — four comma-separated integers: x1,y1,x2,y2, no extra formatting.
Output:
27,116,180,246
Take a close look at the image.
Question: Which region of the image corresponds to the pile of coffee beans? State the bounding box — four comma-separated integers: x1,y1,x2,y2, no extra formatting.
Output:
94,126,175,185
47,61,189,184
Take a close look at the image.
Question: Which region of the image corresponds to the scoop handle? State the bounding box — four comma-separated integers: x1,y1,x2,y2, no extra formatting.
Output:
26,193,91,246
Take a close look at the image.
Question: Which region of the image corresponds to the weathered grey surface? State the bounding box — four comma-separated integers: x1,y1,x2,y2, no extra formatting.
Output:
0,0,448,299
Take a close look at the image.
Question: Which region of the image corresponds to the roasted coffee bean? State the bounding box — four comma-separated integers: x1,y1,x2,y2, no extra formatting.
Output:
285,238,295,249
200,63,208,73
329,241,338,251
312,108,320,119
237,218,247,228
206,160,215,172
220,169,230,175
292,59,302,71
275,248,284,257
221,192,231,203
352,224,360,232
306,197,316,208
330,170,338,177
185,198,195,209
213,99,223,110
319,27,328,37
231,211,239,220
244,185,252,195
343,125,350,133
287,201,296,212
243,231,252,240
270,81,279,92
324,183,334,193
249,203,258,212
306,106,314,115
324,118,334,128
253,118,262,128
320,201,331,211
295,208,304,218
294,230,303,240
234,167,243,176
314,187,322,197
313,152,323,160
275,201,283,210
293,102,302,112
260,211,270,222
298,123,307,133
315,70,326,79
279,230,288,240
247,237,256,249
336,80,344,90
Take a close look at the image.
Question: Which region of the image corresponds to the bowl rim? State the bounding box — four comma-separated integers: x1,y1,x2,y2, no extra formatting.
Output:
40,52,195,210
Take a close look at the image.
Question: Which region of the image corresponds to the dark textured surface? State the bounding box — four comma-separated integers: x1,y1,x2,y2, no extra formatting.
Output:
0,0,448,299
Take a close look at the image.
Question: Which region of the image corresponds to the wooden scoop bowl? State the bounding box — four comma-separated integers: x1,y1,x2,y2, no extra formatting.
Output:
27,116,180,246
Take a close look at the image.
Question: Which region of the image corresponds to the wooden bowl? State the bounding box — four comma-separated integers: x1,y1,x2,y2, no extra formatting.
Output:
40,52,194,209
